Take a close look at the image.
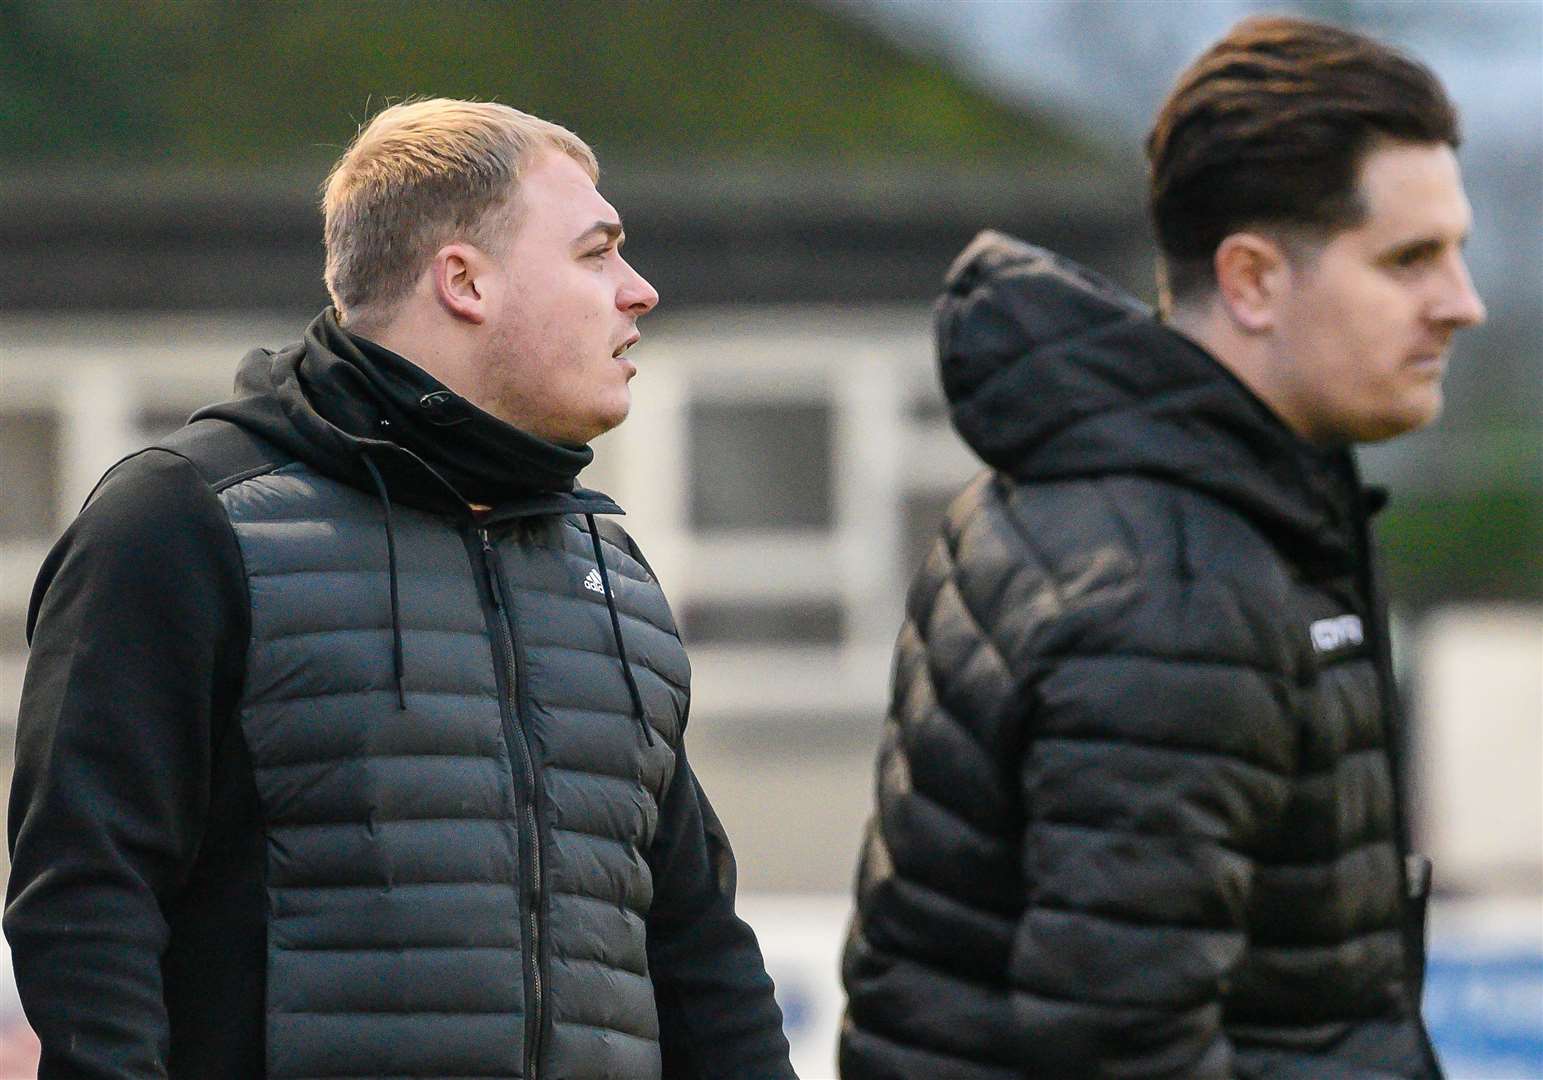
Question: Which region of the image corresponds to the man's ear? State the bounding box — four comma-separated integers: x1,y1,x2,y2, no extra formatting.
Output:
1213,232,1289,334
432,243,490,325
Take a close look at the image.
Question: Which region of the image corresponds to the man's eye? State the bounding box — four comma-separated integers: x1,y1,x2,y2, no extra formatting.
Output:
1392,245,1435,269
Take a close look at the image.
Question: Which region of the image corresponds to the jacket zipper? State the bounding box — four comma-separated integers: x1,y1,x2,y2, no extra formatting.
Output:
478,527,545,1080
1343,472,1442,1078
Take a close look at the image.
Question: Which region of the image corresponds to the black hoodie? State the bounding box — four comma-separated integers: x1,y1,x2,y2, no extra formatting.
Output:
841,233,1437,1080
6,310,794,1079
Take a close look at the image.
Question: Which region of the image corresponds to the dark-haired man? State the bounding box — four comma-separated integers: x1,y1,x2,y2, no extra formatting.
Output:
842,16,1482,1080
7,99,794,1080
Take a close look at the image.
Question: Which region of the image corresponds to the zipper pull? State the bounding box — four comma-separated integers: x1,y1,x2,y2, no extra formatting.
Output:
480,529,504,611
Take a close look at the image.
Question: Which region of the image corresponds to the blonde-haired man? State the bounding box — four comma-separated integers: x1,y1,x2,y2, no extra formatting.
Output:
7,99,796,1079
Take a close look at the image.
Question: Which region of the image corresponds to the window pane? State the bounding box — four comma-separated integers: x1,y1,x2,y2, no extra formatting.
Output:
902,489,959,578
907,392,949,424
689,401,832,530
0,413,60,540
682,598,843,646
0,611,27,660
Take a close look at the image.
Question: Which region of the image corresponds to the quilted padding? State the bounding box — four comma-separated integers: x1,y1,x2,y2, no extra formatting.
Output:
841,234,1432,1080
224,465,685,1079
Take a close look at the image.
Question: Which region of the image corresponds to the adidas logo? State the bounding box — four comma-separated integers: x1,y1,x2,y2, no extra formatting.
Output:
583,568,606,595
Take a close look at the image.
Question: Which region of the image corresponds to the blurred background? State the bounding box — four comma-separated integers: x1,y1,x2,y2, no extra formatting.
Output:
1,1,1539,1076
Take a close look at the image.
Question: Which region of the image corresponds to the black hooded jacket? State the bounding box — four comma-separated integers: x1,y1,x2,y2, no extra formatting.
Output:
840,234,1439,1079
6,311,794,1079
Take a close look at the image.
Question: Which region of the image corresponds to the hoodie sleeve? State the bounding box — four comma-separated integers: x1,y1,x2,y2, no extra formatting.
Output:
643,738,796,1079
4,448,249,1080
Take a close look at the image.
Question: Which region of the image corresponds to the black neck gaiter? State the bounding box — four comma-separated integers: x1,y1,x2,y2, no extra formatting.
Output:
301,309,593,504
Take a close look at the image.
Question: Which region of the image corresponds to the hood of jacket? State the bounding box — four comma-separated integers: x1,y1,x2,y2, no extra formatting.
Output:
192,309,620,522
937,230,1364,564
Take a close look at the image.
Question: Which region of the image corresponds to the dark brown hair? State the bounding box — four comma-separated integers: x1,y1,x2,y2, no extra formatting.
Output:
1146,15,1459,305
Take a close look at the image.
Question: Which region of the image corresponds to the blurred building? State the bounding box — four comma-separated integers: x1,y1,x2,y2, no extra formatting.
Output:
1,2,1539,1075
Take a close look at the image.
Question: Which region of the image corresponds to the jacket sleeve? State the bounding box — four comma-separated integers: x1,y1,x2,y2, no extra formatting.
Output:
643,738,796,1079
4,449,249,1079
1008,584,1298,1078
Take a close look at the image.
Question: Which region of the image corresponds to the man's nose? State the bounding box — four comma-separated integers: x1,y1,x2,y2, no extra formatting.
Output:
1434,255,1486,328
619,260,659,316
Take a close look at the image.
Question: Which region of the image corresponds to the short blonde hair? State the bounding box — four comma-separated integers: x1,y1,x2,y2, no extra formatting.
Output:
322,98,598,320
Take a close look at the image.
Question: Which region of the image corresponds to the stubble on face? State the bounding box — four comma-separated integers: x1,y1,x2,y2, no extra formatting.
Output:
470,151,650,445
481,304,630,445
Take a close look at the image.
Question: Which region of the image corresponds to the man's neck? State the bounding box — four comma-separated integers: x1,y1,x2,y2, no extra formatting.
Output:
1166,305,1318,445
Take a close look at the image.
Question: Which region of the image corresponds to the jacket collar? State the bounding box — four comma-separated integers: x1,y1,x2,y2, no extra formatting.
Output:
937,231,1364,566
194,309,622,522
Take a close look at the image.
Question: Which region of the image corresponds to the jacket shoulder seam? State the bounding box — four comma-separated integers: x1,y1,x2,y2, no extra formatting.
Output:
150,418,291,494
150,447,282,496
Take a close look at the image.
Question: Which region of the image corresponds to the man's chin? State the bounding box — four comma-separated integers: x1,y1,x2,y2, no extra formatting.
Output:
1404,387,1444,432
1351,395,1443,444
582,401,632,443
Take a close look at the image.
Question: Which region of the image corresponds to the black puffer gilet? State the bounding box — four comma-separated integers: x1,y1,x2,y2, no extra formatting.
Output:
222,458,685,1079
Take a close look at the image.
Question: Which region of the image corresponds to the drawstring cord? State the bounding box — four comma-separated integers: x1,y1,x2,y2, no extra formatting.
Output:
585,513,653,746
353,453,634,730
360,454,408,710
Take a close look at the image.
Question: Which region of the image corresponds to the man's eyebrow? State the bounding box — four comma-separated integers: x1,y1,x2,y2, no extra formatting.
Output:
1379,229,1469,260
574,220,624,247
1385,236,1442,256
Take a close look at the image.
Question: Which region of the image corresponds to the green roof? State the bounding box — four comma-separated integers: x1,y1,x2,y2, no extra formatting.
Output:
4,0,1096,167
